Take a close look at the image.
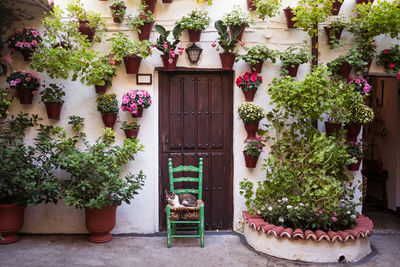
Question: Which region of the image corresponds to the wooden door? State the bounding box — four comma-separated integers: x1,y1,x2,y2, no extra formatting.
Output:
159,70,233,230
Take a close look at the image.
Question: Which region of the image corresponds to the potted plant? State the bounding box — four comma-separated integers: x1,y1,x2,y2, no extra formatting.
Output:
7,27,42,61
283,6,296,28
176,10,211,42
346,140,368,171
324,17,346,48
84,54,119,94
108,33,152,74
236,72,263,102
109,0,127,23
212,20,241,70
278,46,312,77
121,120,140,139
128,4,155,41
39,83,66,120
121,89,152,118
96,93,119,129
331,0,344,15
327,56,352,80
376,45,400,75
142,0,157,13
348,76,372,96
252,0,282,21
243,137,267,168
236,44,277,73
0,88,12,118
153,24,184,71
346,104,374,140
346,42,376,75
56,116,146,243
222,6,253,41
6,71,40,104
237,102,265,139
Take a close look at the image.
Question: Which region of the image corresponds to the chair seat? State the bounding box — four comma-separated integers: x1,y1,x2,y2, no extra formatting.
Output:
168,200,204,211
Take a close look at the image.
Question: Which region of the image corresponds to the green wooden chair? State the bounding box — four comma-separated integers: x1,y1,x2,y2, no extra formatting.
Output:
166,157,204,248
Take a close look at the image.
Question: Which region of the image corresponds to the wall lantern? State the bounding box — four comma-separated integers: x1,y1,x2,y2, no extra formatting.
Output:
186,43,203,64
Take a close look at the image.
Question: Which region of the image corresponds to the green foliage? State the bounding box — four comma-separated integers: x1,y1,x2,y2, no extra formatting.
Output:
0,88,12,117
253,0,282,20
96,93,119,114
347,40,376,75
176,10,211,31
121,120,140,130
349,104,375,125
244,137,267,158
110,0,127,22
326,17,346,49
236,44,278,66
196,0,212,5
222,5,253,27
213,20,241,54
376,45,400,74
153,24,184,56
326,55,347,78
82,54,118,86
347,139,368,159
278,46,313,76
39,83,65,104
237,102,265,123
108,32,152,61
128,4,154,34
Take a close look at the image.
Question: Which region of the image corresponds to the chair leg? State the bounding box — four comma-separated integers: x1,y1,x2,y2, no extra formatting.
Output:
167,205,171,248
200,205,204,248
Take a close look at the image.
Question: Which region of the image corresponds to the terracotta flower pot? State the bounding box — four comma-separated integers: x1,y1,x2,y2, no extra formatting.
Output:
244,121,259,139
131,108,143,118
324,26,344,45
188,29,202,42
110,6,126,23
339,61,352,80
229,25,245,41
16,87,34,104
124,129,139,139
138,21,154,41
331,0,343,15
286,63,300,77
243,151,259,168
19,49,34,62
78,20,96,42
242,89,257,102
101,113,117,129
219,53,236,70
143,0,156,13
123,55,142,74
95,83,108,94
325,122,342,136
85,205,117,243
161,54,178,71
347,158,362,171
356,0,374,4
246,0,256,11
250,61,263,73
45,103,63,120
162,0,173,3
345,124,362,140
283,7,296,29
0,204,25,244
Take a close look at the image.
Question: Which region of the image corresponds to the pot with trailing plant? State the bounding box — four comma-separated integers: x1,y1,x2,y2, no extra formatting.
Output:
324,17,346,48
108,33,152,74
243,137,267,168
109,0,127,23
236,44,277,73
346,139,368,171
278,46,312,77
0,114,61,244
327,56,352,80
176,10,211,42
56,116,146,243
237,102,265,139
346,103,374,141
236,72,263,102
6,71,40,105
222,6,253,41
252,0,282,21
7,27,42,61
0,88,12,119
121,89,152,118
128,4,155,41
212,20,241,70
153,24,184,71
96,93,119,129
142,0,157,13
39,83,66,120
331,0,343,15
376,45,400,75
84,54,118,94
283,6,296,28
121,120,140,139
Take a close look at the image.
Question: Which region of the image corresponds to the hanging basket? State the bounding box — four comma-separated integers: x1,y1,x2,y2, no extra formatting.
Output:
286,63,300,77
250,61,263,73
101,113,117,129
243,151,259,168
16,87,34,104
188,29,202,42
123,55,142,74
78,20,96,42
324,26,344,45
124,129,139,139
242,89,257,102
161,54,178,71
143,0,156,13
283,7,296,29
109,6,126,23
138,21,154,41
131,108,143,118
219,53,236,70
246,0,256,11
45,103,63,120
244,121,259,139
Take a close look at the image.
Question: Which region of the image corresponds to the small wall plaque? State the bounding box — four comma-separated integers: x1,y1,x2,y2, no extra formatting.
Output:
137,74,152,85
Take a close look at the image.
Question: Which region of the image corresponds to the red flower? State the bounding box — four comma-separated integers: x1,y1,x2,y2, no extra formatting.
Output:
259,76,263,82
250,74,257,82
391,64,395,68
383,49,389,54
236,76,242,86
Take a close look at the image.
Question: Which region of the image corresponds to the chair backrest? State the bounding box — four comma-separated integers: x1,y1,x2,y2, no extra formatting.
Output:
168,157,203,200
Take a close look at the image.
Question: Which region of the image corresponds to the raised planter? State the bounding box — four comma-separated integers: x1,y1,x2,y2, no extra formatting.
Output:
244,121,259,139
229,25,245,41
0,204,25,244
243,151,259,168
331,0,343,15
123,55,142,74
138,22,154,41
16,87,34,104
325,122,342,136
124,129,139,139
45,103,63,120
101,113,117,129
85,205,117,243
161,54,178,71
246,0,256,11
345,124,361,141
242,211,373,263
286,63,300,77
348,158,362,171
324,26,344,45
219,53,236,70
242,89,257,102
250,61,263,73
188,29,201,42
283,7,296,29
143,0,156,13
78,20,95,42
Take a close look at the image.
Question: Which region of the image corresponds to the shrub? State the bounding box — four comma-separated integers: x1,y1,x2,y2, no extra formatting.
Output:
222,6,253,27
110,0,127,22
121,121,140,130
376,45,400,74
347,139,368,159
96,93,119,113
108,32,152,61
253,0,282,21
128,4,154,34
212,20,241,54
237,102,265,123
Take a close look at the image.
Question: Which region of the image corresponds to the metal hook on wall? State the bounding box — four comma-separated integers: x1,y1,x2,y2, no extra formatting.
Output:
376,80,384,107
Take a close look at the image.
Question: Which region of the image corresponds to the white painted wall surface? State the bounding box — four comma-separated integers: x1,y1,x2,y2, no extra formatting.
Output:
2,0,398,234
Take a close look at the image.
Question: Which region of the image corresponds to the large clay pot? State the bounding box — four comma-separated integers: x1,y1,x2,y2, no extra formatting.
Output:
143,0,156,13
101,113,117,129
219,53,236,70
161,54,178,71
131,108,143,118
0,204,25,244
244,121,259,139
85,205,117,243
243,151,259,168
325,122,342,136
19,49,34,62
250,61,263,73
78,20,96,42
123,55,142,74
246,0,256,11
242,89,257,102
124,129,139,139
347,158,362,171
16,87,34,104
188,29,201,42
286,63,300,77
339,61,352,80
109,6,126,23
138,22,154,41
324,26,344,45
229,25,245,41
331,0,343,15
345,124,362,140
283,7,296,29
45,103,63,120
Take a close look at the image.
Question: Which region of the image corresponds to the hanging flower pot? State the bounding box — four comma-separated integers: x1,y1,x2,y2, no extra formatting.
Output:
244,121,259,139
143,0,156,13
45,103,63,120
243,151,259,168
331,0,343,15
20,49,34,62
339,61,352,80
138,22,154,41
345,124,361,140
16,87,34,104
229,25,245,41
162,0,173,3
101,113,118,129
286,63,300,77
361,61,372,75
219,53,236,70
250,61,263,73
131,108,143,118
246,0,256,11
283,7,296,29
324,26,344,45
109,6,127,23
95,84,108,94
121,89,151,117
0,204,25,244
78,20,96,42
7,28,42,62
347,158,362,171
188,29,202,42
161,54,179,71
325,122,342,136
123,55,143,74
242,89,257,102
85,205,117,243
124,129,140,139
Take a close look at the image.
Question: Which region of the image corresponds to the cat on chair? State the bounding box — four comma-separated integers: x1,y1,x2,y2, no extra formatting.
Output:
165,190,197,208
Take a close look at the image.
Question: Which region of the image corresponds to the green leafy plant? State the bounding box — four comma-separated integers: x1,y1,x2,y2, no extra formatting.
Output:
39,83,65,104
349,104,374,125
326,55,348,78
121,120,140,130
347,139,368,159
153,24,184,63
236,44,277,67
222,5,253,27
82,54,118,86
176,10,211,31
212,20,241,54
108,32,152,61
0,88,11,117
278,46,312,76
110,0,127,22
244,137,267,158
326,17,346,49
237,102,265,123
128,4,154,34
253,0,282,20
96,93,119,114
376,45,400,74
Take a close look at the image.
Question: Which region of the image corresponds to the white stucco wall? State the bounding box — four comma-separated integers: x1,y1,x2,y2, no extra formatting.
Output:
2,0,399,234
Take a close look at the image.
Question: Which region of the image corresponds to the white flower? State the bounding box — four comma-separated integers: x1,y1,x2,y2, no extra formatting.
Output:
261,206,265,211
294,207,299,210
282,197,288,202
257,210,261,215
351,214,356,219
287,205,293,209
347,211,351,214
299,203,304,206
278,217,284,223
268,206,272,211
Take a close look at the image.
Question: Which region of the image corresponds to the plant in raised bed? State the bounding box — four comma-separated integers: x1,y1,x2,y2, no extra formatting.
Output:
39,83,65,120
252,0,282,21
96,93,119,129
236,44,278,73
346,139,368,171
376,45,400,76
121,89,152,118
121,120,140,139
0,88,12,118
212,20,241,70
6,71,40,105
128,4,155,41
278,46,312,77
243,137,267,168
153,24,184,71
324,16,346,49
7,27,42,61
222,6,253,41
236,72,263,102
110,0,127,23
237,102,265,139
176,10,211,42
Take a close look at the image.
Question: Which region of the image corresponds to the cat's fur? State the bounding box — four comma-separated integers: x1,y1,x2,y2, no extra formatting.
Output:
165,190,197,207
